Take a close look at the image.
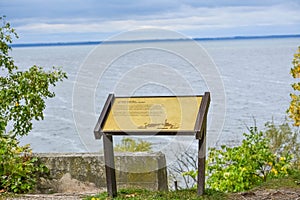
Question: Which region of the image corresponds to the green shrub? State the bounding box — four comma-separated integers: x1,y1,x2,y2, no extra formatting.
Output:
0,137,48,193
115,138,152,152
208,128,264,192
182,125,293,193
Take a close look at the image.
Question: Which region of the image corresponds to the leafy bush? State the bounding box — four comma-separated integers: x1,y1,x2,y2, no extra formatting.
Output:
115,138,152,152
182,124,295,193
206,127,291,192
0,16,66,193
0,137,48,193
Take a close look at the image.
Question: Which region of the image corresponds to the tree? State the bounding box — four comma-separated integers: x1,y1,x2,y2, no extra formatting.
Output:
115,138,152,152
288,46,300,126
0,16,67,138
0,16,67,193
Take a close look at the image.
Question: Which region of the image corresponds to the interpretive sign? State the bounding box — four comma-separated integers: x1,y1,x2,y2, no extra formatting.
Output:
103,96,202,133
94,92,210,197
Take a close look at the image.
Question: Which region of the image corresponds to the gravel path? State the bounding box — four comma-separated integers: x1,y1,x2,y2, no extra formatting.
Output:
3,192,98,200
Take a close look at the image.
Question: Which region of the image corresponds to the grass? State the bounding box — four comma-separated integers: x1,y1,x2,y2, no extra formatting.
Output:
1,170,299,200
84,170,300,200
83,188,227,200
254,170,300,190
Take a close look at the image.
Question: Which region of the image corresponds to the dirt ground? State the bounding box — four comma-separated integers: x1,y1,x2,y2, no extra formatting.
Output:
230,188,300,200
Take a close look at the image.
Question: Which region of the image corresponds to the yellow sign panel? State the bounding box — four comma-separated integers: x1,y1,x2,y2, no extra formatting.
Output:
103,96,202,132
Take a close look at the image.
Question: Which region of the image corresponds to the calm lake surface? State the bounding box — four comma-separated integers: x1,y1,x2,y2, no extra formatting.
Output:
11,38,300,159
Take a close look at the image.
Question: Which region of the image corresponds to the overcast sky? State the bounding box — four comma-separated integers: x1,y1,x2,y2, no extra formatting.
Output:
1,0,300,43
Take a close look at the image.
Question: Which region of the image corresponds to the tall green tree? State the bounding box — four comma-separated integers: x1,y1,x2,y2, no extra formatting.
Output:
0,16,66,193
0,16,67,138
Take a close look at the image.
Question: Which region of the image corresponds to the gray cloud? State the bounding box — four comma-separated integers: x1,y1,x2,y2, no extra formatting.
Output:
1,0,299,42
3,0,299,20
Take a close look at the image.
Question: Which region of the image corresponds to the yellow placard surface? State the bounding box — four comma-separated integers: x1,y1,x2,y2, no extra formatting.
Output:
103,96,202,132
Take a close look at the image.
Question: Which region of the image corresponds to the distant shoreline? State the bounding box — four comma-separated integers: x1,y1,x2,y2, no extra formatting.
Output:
10,34,300,48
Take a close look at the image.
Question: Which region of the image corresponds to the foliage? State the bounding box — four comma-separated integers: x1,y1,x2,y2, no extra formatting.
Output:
0,16,67,138
207,127,291,192
182,125,293,193
264,120,300,169
0,137,48,193
288,46,300,126
115,138,152,152
0,16,66,193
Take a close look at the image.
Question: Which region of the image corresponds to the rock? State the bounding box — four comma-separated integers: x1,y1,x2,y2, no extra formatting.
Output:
57,173,99,193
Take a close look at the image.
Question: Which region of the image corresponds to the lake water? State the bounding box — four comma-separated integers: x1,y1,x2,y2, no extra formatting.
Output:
11,37,300,159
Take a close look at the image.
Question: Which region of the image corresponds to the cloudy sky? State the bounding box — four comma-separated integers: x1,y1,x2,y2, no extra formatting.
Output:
1,0,300,43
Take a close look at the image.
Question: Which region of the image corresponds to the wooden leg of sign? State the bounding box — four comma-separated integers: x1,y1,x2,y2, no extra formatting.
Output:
197,121,206,196
103,134,117,197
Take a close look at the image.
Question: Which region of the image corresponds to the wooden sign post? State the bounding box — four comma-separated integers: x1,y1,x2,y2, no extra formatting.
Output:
94,92,210,197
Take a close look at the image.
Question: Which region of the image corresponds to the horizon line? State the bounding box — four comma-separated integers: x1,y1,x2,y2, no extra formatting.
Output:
10,34,300,48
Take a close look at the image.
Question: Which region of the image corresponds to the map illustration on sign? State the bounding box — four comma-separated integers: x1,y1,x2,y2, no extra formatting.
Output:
137,119,179,130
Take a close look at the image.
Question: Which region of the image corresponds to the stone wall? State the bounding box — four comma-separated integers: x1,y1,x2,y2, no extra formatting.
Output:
34,152,168,194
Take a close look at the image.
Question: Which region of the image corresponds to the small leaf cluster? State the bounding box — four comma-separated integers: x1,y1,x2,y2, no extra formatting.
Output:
0,65,67,138
288,46,300,126
115,138,152,152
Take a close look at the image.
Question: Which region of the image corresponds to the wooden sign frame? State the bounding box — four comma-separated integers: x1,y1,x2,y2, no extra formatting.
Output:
94,92,210,197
